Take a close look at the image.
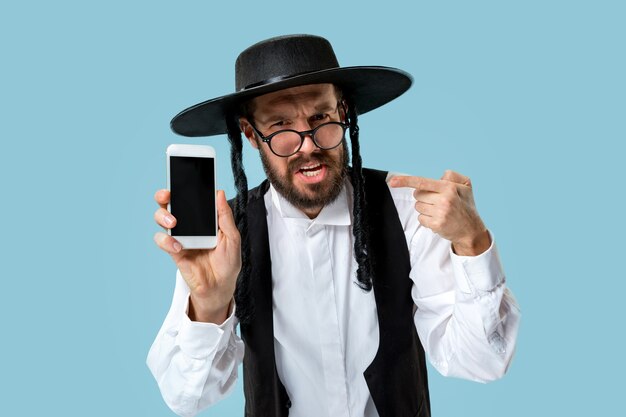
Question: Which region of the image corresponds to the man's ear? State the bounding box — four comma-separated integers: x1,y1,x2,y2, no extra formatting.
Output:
239,118,259,149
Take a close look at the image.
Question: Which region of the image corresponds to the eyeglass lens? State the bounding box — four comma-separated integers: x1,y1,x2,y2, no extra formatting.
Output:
271,123,345,156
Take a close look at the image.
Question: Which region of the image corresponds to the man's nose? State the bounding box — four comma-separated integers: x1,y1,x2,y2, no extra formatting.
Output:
291,119,316,154
298,131,317,154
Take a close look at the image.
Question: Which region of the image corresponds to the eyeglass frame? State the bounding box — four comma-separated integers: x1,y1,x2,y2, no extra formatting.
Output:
248,101,349,157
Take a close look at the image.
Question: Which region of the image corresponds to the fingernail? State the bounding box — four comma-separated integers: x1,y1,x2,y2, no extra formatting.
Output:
164,215,174,226
173,242,182,252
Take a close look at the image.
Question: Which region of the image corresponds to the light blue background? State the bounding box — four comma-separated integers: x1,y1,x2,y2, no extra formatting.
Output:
2,0,624,416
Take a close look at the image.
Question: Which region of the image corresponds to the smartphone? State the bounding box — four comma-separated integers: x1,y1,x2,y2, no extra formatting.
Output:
166,144,217,249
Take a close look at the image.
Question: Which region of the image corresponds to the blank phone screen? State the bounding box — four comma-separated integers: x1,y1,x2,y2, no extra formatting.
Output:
170,156,216,236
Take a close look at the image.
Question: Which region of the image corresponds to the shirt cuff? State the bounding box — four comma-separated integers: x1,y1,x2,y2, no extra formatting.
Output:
176,298,237,359
450,231,505,294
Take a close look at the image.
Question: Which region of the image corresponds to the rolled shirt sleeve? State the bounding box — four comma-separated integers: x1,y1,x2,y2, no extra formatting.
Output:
146,270,244,417
389,181,521,383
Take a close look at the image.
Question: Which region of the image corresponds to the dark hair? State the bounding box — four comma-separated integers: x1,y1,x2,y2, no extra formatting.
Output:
225,115,253,324
346,100,373,291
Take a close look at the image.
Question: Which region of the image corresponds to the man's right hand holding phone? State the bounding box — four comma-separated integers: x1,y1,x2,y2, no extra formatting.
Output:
153,189,241,325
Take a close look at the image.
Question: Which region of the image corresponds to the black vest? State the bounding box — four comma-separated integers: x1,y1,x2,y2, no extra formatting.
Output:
239,168,431,417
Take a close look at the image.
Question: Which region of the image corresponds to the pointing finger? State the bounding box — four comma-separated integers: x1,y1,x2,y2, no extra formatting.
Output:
389,175,446,193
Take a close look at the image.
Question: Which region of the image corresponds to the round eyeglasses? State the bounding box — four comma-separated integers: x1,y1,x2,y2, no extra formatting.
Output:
250,121,348,157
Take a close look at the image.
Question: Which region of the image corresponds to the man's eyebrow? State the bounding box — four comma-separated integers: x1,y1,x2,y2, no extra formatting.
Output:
313,102,337,113
255,101,337,125
255,113,291,125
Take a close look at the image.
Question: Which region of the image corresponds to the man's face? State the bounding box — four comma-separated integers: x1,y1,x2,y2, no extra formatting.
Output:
240,83,348,217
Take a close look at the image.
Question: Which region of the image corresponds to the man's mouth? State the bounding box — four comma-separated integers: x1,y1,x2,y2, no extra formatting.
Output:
298,163,323,177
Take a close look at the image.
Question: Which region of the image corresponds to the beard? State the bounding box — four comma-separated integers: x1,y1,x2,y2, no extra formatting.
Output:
259,141,349,212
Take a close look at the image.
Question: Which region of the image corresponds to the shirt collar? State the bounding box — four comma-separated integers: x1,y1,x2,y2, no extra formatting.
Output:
269,181,352,226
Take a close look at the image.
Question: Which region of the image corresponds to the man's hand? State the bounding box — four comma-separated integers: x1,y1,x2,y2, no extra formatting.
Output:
389,170,491,256
153,189,241,324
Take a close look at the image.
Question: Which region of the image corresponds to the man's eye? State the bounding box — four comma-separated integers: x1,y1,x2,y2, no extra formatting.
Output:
271,121,286,128
311,114,328,122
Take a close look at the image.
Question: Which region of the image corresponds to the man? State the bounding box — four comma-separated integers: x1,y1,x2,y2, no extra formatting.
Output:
148,34,520,417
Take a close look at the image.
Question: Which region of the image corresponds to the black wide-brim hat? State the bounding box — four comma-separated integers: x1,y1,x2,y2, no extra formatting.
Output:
171,34,413,137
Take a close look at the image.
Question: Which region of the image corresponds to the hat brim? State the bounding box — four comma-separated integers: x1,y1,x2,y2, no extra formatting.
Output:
170,66,412,137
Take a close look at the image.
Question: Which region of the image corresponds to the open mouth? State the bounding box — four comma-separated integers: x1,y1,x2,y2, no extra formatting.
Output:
298,163,324,177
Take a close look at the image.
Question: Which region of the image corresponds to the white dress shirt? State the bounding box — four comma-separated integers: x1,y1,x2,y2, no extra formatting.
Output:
147,175,520,417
